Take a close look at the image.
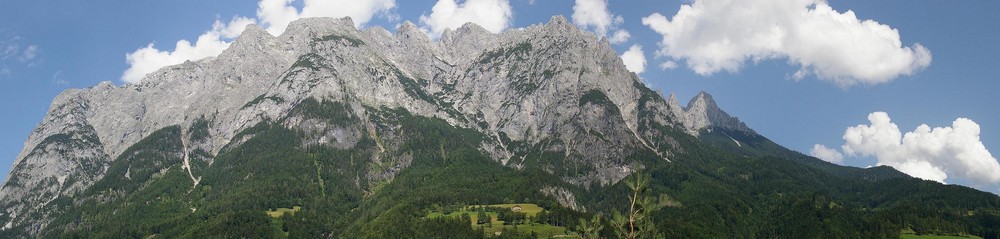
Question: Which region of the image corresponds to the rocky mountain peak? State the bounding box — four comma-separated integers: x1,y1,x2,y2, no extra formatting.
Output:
395,21,432,43
240,24,272,40
280,17,358,43
220,24,276,59
686,91,715,109
456,22,490,37
681,91,755,135
667,92,681,109
545,15,572,29
438,22,493,62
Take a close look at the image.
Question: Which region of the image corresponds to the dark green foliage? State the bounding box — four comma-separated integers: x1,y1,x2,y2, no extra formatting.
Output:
42,126,190,238
340,111,567,238
496,209,527,225
25,125,102,159
242,94,286,110
578,89,611,107
291,53,324,71
414,216,485,239
188,116,211,141
477,42,533,64
314,34,364,47
541,69,556,80
397,74,437,106
291,98,358,127
394,69,466,122
510,79,540,95
700,127,909,182
579,123,1000,238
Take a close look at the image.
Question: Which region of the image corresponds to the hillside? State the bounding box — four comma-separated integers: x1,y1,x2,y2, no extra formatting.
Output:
0,16,998,238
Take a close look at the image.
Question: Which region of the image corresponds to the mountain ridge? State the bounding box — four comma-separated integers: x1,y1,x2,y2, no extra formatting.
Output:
0,16,997,238
0,16,691,233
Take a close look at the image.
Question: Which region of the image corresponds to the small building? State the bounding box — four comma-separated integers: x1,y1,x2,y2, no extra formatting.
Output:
511,205,522,212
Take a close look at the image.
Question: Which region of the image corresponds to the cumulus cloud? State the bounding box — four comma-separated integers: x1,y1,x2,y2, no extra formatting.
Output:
571,0,618,36
122,0,397,83
572,0,630,44
609,29,630,44
810,144,844,164
822,112,1000,185
641,0,931,86
659,60,677,70
258,0,396,35
620,44,646,74
419,0,513,38
121,17,250,83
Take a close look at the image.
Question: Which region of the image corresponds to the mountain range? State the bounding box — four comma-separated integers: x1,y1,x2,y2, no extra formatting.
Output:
0,16,997,238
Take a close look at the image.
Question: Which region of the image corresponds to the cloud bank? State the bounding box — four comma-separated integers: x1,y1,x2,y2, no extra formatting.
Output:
571,0,629,44
419,0,513,38
620,44,646,74
122,0,397,83
814,112,1000,186
641,0,931,86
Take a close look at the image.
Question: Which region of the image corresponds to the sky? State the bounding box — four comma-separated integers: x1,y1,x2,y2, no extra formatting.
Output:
1,0,998,193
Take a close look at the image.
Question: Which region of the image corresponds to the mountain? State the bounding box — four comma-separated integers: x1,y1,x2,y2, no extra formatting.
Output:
0,16,998,238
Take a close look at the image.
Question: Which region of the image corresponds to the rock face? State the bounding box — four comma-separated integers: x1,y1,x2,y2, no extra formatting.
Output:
672,91,756,135
0,16,752,234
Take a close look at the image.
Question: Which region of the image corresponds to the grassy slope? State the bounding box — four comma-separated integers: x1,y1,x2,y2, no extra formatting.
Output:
901,234,984,239
427,204,576,238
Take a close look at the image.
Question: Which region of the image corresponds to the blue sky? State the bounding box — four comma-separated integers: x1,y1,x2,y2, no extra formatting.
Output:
1,0,998,192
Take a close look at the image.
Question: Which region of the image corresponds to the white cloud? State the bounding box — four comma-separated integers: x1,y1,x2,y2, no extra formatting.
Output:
1,45,16,59
257,0,301,35
51,70,68,86
641,0,932,87
258,0,396,35
0,37,19,60
659,60,677,70
121,17,246,83
571,0,617,36
609,29,630,44
571,0,630,44
620,44,646,74
419,0,513,38
123,0,398,83
216,17,258,39
810,144,844,164
834,112,1000,185
0,35,43,76
18,45,38,62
